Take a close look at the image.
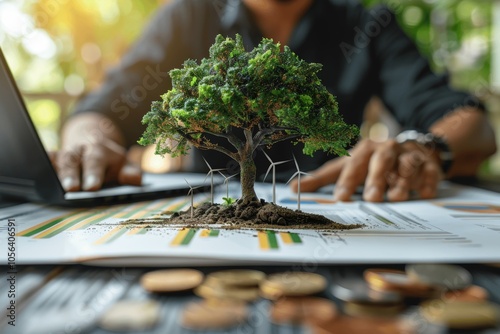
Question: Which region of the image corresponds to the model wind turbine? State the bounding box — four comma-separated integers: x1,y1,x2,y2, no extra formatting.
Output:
218,171,239,200
286,155,312,211
203,158,225,205
262,150,291,204
184,178,203,218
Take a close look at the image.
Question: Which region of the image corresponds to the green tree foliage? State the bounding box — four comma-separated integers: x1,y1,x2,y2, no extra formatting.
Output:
140,34,358,201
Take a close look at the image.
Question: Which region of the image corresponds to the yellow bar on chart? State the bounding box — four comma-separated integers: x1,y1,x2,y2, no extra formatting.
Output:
94,226,128,245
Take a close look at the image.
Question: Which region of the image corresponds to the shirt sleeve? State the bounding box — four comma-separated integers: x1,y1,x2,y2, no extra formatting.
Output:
366,5,484,132
72,0,192,148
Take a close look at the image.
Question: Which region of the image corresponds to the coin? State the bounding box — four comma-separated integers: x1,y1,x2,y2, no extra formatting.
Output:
406,264,472,290
195,281,260,302
98,300,160,332
364,268,441,298
343,301,405,318
420,300,500,329
206,269,266,287
180,300,248,330
140,269,204,293
443,285,489,302
332,278,402,304
260,272,327,299
270,297,337,325
309,315,404,334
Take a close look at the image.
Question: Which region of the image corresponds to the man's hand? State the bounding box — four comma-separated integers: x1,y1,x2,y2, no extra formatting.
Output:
290,138,443,202
55,112,142,191
291,108,497,202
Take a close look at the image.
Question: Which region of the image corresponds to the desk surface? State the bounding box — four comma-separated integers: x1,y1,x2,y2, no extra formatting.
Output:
1,180,500,333
1,264,500,334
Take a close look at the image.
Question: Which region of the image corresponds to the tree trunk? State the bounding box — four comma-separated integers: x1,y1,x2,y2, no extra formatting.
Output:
239,149,258,203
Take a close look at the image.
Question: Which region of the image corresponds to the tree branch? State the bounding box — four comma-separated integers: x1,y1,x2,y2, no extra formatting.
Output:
256,134,303,150
188,137,239,161
253,127,301,149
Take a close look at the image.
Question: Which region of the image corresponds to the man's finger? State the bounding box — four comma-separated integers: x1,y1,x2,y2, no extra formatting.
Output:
387,175,413,202
81,148,107,191
418,160,442,199
57,150,82,191
334,141,375,201
363,140,399,202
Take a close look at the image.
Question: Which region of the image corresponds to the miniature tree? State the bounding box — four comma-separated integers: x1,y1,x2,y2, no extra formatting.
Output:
139,34,358,205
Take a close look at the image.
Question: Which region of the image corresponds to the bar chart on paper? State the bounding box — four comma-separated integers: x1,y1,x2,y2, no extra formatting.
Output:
2,181,500,265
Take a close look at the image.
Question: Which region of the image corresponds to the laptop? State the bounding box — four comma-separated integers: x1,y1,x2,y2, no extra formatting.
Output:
0,48,213,206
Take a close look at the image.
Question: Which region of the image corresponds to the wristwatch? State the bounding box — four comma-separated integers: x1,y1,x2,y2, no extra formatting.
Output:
395,130,453,174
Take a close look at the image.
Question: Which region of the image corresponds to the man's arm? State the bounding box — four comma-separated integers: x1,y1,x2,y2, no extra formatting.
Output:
431,107,497,177
57,1,195,191
291,107,496,202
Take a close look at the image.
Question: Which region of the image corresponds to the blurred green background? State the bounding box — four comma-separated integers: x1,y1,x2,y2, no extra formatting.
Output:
0,0,499,174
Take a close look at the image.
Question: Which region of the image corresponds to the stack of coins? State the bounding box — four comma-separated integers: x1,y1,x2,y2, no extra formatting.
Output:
270,296,338,326
194,269,265,302
364,268,442,299
260,272,327,300
186,269,267,330
140,268,204,293
98,300,161,332
314,264,500,333
261,272,335,327
181,299,249,330
406,264,500,331
332,278,404,318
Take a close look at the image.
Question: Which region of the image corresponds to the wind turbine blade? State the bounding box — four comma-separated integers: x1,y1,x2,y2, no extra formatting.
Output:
292,154,300,171
262,150,273,164
274,159,292,166
263,164,273,182
286,171,300,185
228,172,239,180
203,172,210,183
203,157,212,170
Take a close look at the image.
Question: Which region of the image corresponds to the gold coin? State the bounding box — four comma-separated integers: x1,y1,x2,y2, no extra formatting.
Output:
343,301,405,318
260,282,286,300
195,281,260,302
180,300,248,330
443,285,489,302
140,269,204,293
364,268,441,299
420,300,500,329
98,300,160,332
406,264,472,291
270,297,337,325
206,269,266,287
260,272,327,299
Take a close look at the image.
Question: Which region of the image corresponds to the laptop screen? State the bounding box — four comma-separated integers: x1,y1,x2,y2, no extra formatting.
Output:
0,48,64,203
